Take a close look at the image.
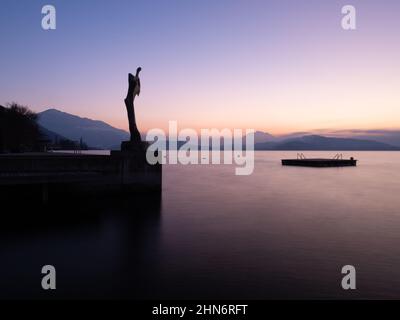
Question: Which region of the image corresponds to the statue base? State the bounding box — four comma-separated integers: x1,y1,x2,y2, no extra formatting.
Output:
109,140,162,191
121,140,148,153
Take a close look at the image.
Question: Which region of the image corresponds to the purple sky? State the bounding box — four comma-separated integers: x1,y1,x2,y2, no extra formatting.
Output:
1,0,400,134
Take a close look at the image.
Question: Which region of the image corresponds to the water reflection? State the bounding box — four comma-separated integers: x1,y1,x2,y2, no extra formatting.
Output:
0,193,162,299
2,152,400,299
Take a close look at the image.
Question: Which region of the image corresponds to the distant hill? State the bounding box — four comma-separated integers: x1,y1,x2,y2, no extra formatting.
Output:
330,130,400,148
38,109,129,149
36,109,400,151
252,131,276,143
255,135,400,151
38,125,68,143
246,131,312,144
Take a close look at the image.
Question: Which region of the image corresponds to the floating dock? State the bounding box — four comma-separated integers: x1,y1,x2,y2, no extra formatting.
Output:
282,154,357,167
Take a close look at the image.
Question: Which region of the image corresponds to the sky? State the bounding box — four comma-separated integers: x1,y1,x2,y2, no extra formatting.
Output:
0,0,400,135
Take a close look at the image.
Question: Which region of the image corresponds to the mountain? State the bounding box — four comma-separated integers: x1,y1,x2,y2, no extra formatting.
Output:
38,125,68,143
276,131,311,141
36,109,400,151
246,131,314,143
252,131,276,143
331,130,400,148
38,109,129,149
255,135,400,151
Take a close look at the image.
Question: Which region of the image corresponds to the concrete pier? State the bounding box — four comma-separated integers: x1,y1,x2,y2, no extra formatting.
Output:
0,145,161,203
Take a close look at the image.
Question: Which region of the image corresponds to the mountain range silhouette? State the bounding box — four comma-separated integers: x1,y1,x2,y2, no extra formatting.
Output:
38,109,400,151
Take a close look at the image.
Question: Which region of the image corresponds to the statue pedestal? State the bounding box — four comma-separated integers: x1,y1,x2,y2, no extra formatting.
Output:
121,140,148,153
109,141,161,192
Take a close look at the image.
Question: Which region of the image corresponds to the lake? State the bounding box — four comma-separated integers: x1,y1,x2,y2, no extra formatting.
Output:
1,151,400,299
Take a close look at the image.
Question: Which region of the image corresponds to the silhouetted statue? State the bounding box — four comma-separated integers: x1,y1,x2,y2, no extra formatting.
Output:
125,67,142,143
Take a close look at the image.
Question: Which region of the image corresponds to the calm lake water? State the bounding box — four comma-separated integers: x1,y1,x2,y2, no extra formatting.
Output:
1,151,400,299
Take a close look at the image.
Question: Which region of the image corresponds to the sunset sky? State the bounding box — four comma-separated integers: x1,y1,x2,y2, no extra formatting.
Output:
1,0,400,135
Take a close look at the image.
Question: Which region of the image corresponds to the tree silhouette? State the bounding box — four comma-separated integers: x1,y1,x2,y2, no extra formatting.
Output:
0,103,41,153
